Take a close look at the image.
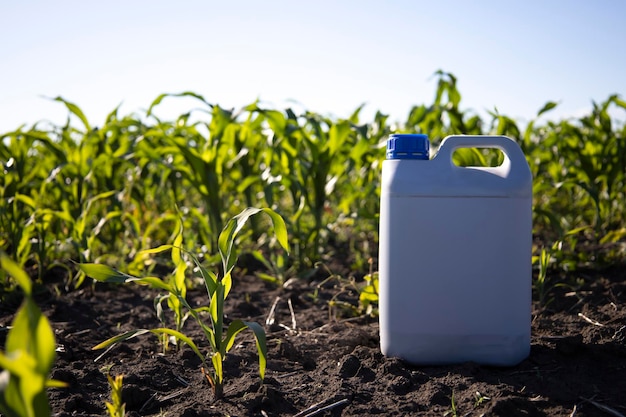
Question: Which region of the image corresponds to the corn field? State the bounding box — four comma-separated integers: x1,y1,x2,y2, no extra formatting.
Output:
1,71,625,292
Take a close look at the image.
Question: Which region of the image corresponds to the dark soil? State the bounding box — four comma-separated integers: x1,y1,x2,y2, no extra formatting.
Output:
2,263,626,417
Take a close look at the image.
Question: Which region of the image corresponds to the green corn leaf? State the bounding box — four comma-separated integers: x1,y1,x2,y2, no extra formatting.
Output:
0,351,32,377
16,228,33,266
92,329,152,350
24,131,67,162
243,321,267,380
235,176,260,194
171,219,184,266
564,226,591,236
600,228,626,244
133,277,171,291
105,403,117,417
328,120,351,156
104,102,122,123
0,261,62,414
166,295,182,329
150,328,204,364
37,209,74,224
154,294,168,324
137,244,175,256
52,96,91,131
78,263,170,291
348,103,366,124
359,286,379,303
537,101,558,117
0,351,50,417
14,193,37,209
45,379,69,388
256,272,280,285
30,380,53,417
1,255,32,296
260,109,287,135
146,91,213,117
92,328,204,366
146,93,170,117
173,261,187,294
218,207,289,274
209,286,219,326
209,282,225,334
222,320,247,353
222,271,232,300
78,263,136,283
250,250,272,270
205,269,220,297
6,299,56,375
186,307,217,350
218,209,257,273
186,251,218,297
84,190,117,213
0,294,62,416
211,352,223,384
613,96,626,109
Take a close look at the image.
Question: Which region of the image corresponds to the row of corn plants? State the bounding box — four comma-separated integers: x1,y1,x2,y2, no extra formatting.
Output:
2,73,624,284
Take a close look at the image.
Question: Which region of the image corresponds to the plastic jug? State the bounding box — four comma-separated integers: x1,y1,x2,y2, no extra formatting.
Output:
378,134,532,366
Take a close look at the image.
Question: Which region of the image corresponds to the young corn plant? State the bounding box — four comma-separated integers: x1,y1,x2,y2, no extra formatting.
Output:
79,207,289,399
443,391,459,417
250,248,295,287
104,373,125,417
0,255,67,417
359,269,379,317
533,245,553,308
315,262,380,319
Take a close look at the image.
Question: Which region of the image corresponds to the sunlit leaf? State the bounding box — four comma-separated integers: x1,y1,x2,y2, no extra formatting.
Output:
52,96,91,131
537,101,558,117
138,244,175,256
92,329,152,350
218,207,289,274
1,255,32,296
78,263,170,291
243,321,267,380
78,263,137,283
211,352,223,384
222,320,247,353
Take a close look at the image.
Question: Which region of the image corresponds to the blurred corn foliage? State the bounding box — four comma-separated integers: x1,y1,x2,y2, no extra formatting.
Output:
1,71,625,290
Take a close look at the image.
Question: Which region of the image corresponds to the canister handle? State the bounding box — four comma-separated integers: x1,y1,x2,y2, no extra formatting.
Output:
435,135,529,171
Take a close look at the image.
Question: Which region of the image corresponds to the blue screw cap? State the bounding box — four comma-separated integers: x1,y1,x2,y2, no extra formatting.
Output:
387,134,430,160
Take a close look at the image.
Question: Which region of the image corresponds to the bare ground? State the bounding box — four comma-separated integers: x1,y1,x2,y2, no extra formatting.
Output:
2,263,625,417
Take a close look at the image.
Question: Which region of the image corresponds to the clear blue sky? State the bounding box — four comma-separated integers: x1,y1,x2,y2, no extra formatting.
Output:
1,0,625,133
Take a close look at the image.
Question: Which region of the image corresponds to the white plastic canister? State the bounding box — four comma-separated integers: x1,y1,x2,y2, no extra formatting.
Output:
378,134,532,366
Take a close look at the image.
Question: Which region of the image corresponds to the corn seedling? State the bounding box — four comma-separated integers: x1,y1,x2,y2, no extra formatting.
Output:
0,255,67,417
474,391,490,408
533,246,552,307
250,248,294,287
314,262,379,319
443,391,458,417
359,269,379,317
104,373,125,417
79,207,288,398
